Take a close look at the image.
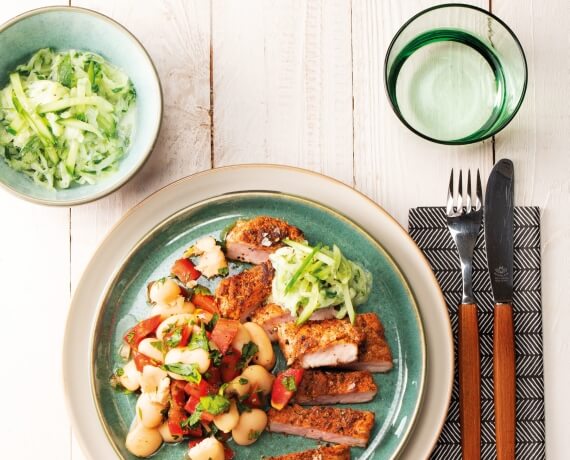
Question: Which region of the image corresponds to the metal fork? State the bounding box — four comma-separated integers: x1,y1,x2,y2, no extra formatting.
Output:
446,169,483,460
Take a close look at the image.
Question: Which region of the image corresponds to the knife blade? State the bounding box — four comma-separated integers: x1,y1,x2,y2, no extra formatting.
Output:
484,158,516,460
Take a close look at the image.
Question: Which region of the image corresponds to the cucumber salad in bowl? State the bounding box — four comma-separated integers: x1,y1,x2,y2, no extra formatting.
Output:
0,48,136,189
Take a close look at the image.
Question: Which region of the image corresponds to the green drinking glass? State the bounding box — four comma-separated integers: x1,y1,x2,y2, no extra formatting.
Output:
385,4,527,145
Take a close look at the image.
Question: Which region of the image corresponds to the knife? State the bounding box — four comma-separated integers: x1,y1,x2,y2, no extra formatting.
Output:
484,159,516,460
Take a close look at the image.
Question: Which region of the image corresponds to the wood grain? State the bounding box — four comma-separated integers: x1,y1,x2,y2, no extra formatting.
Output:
0,4,71,460
351,0,493,226
492,1,570,456
493,303,516,460
70,0,211,288
458,303,481,460
211,0,354,185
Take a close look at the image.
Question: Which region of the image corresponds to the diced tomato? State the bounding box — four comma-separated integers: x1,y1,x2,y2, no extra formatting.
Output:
246,383,264,408
205,366,222,389
270,368,305,410
132,350,160,372
188,438,204,449
184,379,209,399
123,315,162,349
192,294,219,315
220,350,241,383
179,325,193,347
168,381,201,437
210,318,240,354
184,395,200,414
200,411,215,423
224,445,235,460
172,258,201,285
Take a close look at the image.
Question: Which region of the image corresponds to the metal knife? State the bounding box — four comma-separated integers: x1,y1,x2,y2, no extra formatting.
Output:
484,159,516,460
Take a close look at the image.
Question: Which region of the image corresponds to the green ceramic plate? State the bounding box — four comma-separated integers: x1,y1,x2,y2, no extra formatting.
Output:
92,192,426,460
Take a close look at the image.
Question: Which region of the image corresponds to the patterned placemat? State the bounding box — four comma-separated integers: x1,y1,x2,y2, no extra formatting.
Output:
408,207,545,459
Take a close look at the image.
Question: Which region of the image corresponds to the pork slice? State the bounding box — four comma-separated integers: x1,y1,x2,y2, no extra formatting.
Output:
343,313,393,373
295,370,377,405
225,216,304,264
276,319,364,368
268,404,375,448
265,444,351,460
215,261,274,321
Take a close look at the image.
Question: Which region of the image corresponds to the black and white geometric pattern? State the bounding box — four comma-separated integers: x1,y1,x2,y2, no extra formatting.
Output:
408,207,545,460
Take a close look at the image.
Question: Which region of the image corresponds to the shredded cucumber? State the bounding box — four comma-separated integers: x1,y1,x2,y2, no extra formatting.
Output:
269,239,372,324
0,48,136,189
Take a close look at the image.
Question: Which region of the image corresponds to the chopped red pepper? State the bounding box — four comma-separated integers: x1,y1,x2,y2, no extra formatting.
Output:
172,258,201,285
220,350,242,383
192,293,220,315
210,318,240,354
188,438,204,449
132,350,160,373
246,383,264,408
270,368,305,410
168,381,201,437
184,395,200,414
123,315,162,349
224,445,235,460
184,379,210,399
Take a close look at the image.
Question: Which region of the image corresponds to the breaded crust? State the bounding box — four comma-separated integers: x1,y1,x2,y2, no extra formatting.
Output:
295,370,377,405
344,313,393,372
215,261,274,321
268,404,375,447
277,318,364,367
265,444,351,460
226,216,304,263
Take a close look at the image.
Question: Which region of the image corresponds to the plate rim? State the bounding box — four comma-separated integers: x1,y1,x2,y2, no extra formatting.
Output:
89,190,427,460
63,164,453,460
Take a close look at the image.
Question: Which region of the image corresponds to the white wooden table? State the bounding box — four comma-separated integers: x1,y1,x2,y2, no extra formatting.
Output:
1,1,568,459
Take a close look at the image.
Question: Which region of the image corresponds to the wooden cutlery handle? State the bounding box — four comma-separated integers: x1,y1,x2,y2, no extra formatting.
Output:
458,303,481,460
494,303,516,460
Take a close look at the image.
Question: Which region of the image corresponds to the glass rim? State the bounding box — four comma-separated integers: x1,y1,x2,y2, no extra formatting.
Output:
383,3,528,146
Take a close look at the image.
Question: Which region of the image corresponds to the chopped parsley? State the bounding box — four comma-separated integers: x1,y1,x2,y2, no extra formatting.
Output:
150,340,164,352
236,395,252,413
209,349,222,367
165,327,182,348
248,429,261,441
115,367,125,377
185,395,231,426
162,363,201,383
217,266,229,277
205,313,219,332
239,377,249,385
237,342,259,369
188,325,209,351
192,285,212,296
282,375,297,392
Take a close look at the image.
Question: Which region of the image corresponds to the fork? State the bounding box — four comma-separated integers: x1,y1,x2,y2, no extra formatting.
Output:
446,169,483,460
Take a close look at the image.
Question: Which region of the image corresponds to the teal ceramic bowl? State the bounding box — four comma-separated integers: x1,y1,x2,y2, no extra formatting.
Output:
92,192,426,460
0,7,162,205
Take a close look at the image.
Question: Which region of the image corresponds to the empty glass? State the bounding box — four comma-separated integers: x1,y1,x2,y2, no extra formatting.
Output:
385,4,527,145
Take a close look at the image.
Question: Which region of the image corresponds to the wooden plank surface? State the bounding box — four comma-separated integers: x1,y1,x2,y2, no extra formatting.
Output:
0,0,568,459
211,0,354,185
351,0,493,226
0,5,71,460
492,0,570,456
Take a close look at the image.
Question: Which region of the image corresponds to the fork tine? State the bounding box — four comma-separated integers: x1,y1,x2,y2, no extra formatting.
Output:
476,169,482,210
466,169,472,213
446,169,454,216
457,170,463,214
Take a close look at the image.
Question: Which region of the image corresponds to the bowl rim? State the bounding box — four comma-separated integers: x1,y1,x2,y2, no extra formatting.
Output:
0,5,163,206
383,2,528,146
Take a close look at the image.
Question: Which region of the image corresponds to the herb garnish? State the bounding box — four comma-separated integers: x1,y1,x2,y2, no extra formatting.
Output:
162,363,201,383
237,342,259,369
